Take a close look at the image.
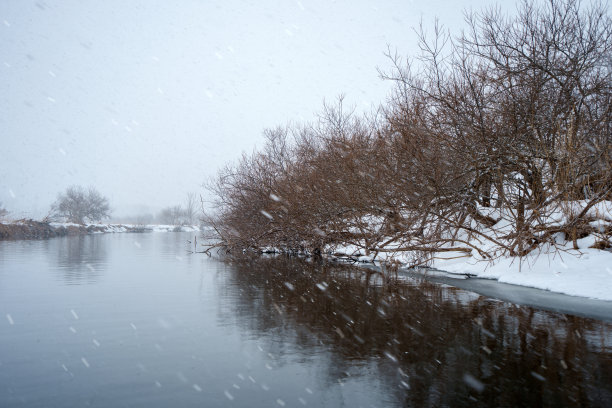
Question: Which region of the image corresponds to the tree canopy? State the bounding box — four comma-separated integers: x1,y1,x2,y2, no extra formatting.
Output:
51,186,111,224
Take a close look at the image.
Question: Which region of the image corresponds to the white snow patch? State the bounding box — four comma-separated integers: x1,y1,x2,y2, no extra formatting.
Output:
432,248,612,300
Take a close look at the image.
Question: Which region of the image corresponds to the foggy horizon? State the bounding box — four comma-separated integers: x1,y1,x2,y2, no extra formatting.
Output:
1,0,508,219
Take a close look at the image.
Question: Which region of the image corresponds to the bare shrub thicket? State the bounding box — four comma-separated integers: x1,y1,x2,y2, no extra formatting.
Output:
380,0,612,258
206,0,611,263
205,100,388,252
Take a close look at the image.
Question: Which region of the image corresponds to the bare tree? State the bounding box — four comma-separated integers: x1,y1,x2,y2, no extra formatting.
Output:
183,192,199,225
157,205,185,225
135,213,154,225
0,202,8,221
50,186,111,224
379,0,612,257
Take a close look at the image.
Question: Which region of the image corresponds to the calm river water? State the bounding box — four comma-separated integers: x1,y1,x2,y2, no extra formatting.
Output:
1,232,611,407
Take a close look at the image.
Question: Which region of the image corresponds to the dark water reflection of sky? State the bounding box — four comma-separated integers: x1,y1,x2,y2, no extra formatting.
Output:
0,233,611,407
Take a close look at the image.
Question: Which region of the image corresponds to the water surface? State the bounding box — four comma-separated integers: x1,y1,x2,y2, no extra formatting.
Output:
1,233,611,407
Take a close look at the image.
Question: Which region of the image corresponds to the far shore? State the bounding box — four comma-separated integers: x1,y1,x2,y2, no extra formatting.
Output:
0,219,200,241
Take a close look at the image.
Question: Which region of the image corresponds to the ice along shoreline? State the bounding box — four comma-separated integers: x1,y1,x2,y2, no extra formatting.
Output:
328,255,612,321
412,268,612,323
328,245,612,302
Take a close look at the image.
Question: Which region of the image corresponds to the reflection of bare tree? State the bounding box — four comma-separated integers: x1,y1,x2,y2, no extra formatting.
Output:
53,235,107,284
220,256,612,407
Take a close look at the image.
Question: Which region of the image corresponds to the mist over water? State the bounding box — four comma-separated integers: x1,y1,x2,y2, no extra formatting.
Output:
0,0,511,218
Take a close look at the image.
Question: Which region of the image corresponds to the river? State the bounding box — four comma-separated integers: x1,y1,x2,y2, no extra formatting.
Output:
1,232,611,407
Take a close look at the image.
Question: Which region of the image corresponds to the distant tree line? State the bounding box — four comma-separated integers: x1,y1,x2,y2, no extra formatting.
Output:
156,193,200,226
206,0,612,264
120,193,200,226
109,193,201,226
47,187,201,227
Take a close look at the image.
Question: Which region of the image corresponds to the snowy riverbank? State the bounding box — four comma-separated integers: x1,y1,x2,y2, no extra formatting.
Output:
317,201,612,301
429,246,612,301
0,220,200,240
49,222,201,233
328,242,612,301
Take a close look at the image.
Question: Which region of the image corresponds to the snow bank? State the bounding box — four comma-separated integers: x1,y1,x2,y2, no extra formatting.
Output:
327,204,612,301
329,243,612,300
147,224,201,232
431,247,612,301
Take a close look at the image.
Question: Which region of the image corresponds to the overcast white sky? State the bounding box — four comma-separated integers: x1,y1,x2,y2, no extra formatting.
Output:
1,0,511,219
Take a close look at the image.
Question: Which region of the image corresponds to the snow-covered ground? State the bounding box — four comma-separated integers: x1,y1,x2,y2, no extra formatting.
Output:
430,247,612,301
332,240,612,301
328,201,612,301
331,243,612,301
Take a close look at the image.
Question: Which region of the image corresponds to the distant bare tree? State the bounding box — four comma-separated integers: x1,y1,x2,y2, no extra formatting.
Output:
50,186,111,224
184,192,200,225
135,213,154,225
158,205,184,225
0,202,8,220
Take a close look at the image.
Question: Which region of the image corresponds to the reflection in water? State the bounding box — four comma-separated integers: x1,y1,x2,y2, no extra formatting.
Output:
1,234,611,407
54,235,107,284
222,256,612,407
